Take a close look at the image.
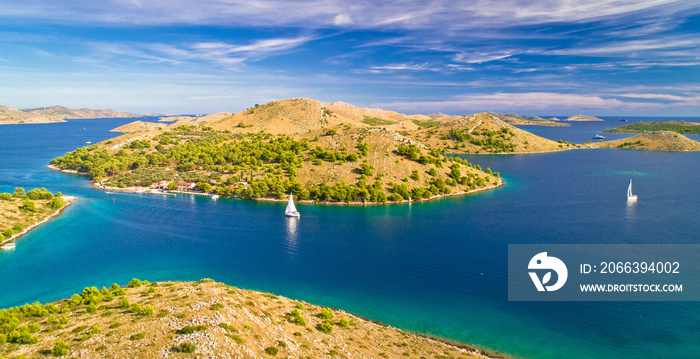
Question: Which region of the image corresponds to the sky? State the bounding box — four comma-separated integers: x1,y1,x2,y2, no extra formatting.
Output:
0,0,699,116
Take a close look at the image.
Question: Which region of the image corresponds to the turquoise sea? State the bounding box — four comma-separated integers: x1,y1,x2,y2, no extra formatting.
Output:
1,117,699,359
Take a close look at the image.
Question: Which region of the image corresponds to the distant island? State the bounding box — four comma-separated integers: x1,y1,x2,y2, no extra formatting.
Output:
603,120,700,134
489,112,569,127
0,188,75,248
0,105,139,125
0,279,493,359
562,115,603,121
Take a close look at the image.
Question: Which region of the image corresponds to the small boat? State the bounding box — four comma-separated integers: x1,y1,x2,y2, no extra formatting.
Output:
284,193,300,217
593,134,606,139
619,118,627,122
211,195,220,200
86,141,92,144
104,191,112,194
627,179,638,202
1,243,16,250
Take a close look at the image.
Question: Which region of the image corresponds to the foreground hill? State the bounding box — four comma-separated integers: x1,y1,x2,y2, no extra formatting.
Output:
0,280,490,359
590,131,700,151
51,98,504,204
0,105,139,124
602,120,700,134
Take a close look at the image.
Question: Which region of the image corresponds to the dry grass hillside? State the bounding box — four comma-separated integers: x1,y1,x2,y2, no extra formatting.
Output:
211,98,341,135
413,113,568,154
589,131,700,151
0,280,491,359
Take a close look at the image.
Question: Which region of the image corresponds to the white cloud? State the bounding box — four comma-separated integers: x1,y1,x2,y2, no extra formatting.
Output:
373,92,666,113
333,14,353,25
1,0,691,30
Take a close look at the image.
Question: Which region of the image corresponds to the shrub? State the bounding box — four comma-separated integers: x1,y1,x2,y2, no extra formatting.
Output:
209,303,224,311
86,304,97,313
317,319,334,334
118,297,130,309
130,333,145,341
89,325,101,334
264,346,279,355
338,318,350,327
179,325,207,334
52,340,69,356
111,283,126,296
12,223,23,232
143,305,154,316
179,342,196,353
130,304,142,314
58,315,68,325
128,278,143,288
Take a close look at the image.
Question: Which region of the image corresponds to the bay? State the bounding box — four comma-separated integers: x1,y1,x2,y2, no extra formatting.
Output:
0,117,698,359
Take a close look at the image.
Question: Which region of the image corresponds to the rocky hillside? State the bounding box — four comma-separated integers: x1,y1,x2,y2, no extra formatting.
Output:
0,105,139,124
590,131,700,151
0,280,491,359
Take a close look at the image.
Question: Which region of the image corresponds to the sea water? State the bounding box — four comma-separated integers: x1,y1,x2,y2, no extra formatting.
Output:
0,117,698,359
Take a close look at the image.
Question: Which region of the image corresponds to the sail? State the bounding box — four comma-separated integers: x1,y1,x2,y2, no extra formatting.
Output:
285,193,297,213
627,180,633,198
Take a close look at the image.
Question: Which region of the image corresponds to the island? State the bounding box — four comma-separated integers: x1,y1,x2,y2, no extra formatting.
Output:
0,188,75,249
590,131,700,151
489,112,570,127
562,115,603,121
0,279,495,359
602,120,700,134
0,105,139,125
50,98,505,205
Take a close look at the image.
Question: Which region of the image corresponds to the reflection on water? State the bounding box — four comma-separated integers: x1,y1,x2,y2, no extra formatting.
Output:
625,199,637,219
283,217,299,256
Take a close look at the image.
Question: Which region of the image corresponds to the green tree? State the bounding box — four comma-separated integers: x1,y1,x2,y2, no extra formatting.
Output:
48,197,66,209
410,170,420,181
167,182,178,190
197,182,212,192
12,187,25,198
21,198,36,212
52,340,69,356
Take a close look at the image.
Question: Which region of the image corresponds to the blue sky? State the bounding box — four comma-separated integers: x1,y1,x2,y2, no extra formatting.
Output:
0,1,699,116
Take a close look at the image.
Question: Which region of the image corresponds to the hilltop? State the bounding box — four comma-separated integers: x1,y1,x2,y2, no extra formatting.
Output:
0,105,139,124
0,279,492,359
590,131,700,151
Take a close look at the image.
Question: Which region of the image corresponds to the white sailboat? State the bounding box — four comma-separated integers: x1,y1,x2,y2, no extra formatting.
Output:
627,179,638,202
285,193,300,217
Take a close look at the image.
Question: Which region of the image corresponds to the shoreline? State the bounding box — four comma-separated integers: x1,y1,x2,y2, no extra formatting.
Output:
47,164,505,205
3,279,509,359
0,195,77,247
327,305,510,359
